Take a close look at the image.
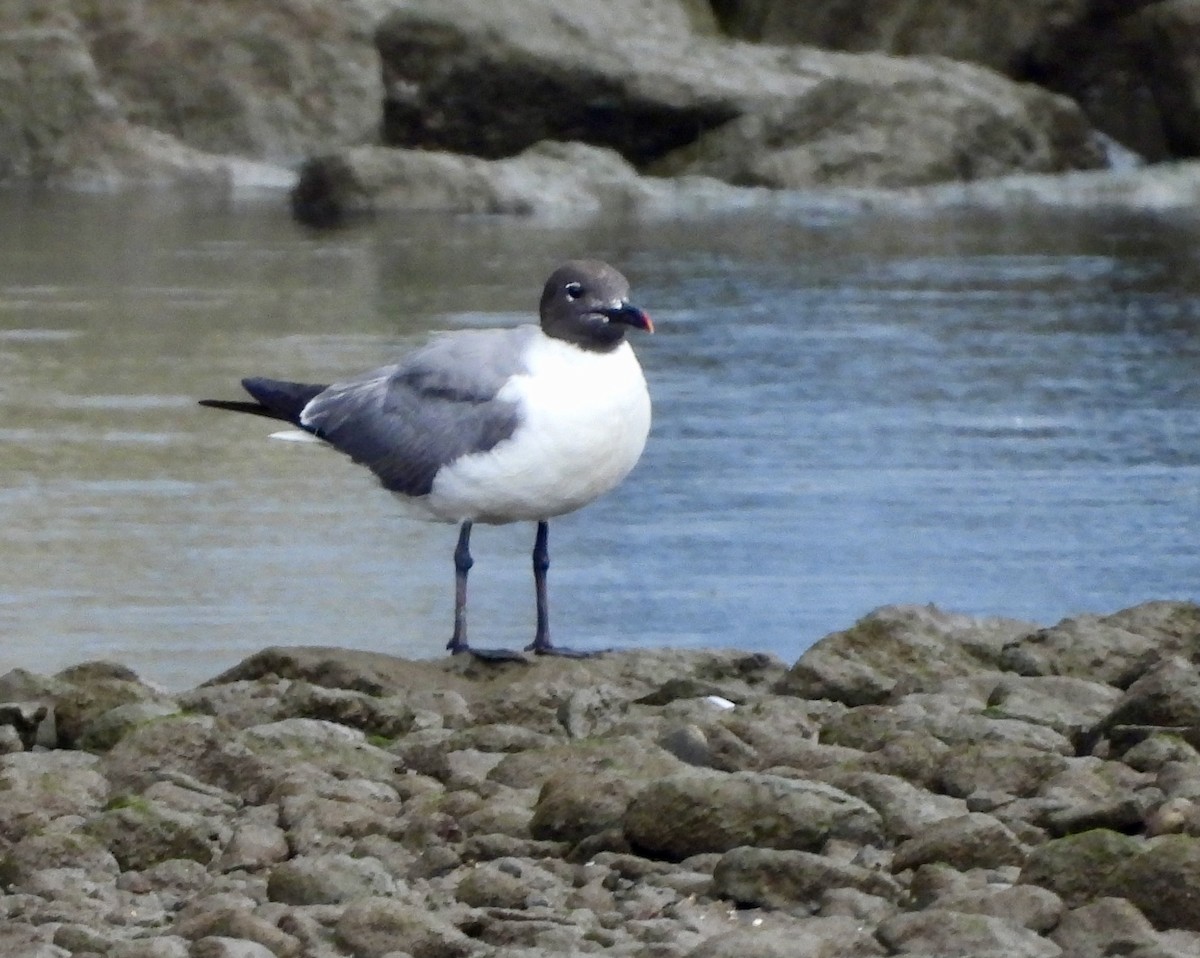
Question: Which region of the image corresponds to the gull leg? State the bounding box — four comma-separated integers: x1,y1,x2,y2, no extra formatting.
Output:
447,521,473,654
447,520,528,662
527,521,601,658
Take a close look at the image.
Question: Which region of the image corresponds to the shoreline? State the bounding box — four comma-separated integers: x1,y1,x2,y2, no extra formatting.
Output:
4,600,1200,956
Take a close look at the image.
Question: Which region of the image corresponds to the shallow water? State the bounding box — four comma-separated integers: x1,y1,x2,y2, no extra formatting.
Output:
1,190,1198,689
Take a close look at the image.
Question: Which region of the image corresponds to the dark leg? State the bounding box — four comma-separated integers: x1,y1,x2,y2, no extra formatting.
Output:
447,520,529,662
447,521,473,654
526,521,602,658
529,521,551,651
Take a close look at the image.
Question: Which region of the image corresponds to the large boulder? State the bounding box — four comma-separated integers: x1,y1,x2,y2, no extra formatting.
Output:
374,0,1106,186
709,0,1094,74
624,771,884,859
77,0,382,161
712,1,1200,163
776,604,1028,705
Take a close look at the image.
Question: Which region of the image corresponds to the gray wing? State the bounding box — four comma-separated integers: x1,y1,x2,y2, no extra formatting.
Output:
300,326,537,497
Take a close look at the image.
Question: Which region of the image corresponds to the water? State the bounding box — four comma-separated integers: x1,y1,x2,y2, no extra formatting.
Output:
1,190,1198,690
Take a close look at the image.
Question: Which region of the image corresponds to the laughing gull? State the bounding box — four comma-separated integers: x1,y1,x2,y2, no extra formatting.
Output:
201,260,654,659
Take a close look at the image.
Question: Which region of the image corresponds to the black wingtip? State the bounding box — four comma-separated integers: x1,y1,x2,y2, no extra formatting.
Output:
198,398,278,419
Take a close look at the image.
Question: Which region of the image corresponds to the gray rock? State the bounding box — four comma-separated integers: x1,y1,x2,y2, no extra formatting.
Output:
625,771,884,859
334,897,474,958
266,853,397,905
557,683,629,738
812,769,969,841
1050,897,1162,956
984,675,1123,736
376,0,1101,185
876,907,1062,957
277,681,417,740
892,812,1026,872
931,883,1064,933
1036,757,1159,836
82,0,381,160
0,751,111,837
174,908,302,958
189,938,277,958
822,699,1073,755
110,938,191,958
1103,835,1200,932
0,832,120,888
711,0,1091,76
1019,829,1143,908
82,798,224,871
776,605,1030,704
937,741,1071,800
653,68,1102,190
999,602,1200,685
454,858,567,909
278,780,404,855
1121,733,1200,773
686,915,887,957
80,700,184,752
1097,656,1200,738
711,846,901,909
1131,0,1200,156
215,816,290,873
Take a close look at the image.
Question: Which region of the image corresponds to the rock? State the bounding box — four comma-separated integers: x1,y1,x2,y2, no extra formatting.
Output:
374,0,1103,184
266,852,396,905
290,140,758,223
999,602,1200,685
711,846,901,909
1050,897,1162,956
189,938,276,958
1094,657,1200,745
710,0,1091,76
876,907,1062,957
892,813,1026,872
624,771,884,859
454,857,567,909
930,883,1063,933
937,741,1072,800
686,915,887,957
78,0,380,161
0,27,116,183
334,897,474,958
50,662,170,750
9,602,1200,958
82,798,223,871
108,937,191,958
0,831,120,888
1035,757,1159,837
0,750,111,838
984,675,1123,736
812,769,969,841
822,699,1073,755
175,908,301,958
1103,835,1200,932
1137,0,1200,156
79,701,183,752
1019,829,1144,908
651,67,1103,189
777,605,1029,705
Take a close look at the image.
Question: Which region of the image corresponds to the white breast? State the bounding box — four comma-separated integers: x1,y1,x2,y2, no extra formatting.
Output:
425,336,651,524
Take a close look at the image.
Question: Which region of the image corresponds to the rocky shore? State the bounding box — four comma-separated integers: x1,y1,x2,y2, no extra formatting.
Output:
4,600,1200,957
4,1,1200,217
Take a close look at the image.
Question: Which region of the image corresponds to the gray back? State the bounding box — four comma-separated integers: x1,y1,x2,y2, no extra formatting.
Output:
301,326,537,497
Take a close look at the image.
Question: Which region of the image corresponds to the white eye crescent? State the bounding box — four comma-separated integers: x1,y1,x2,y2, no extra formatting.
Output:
564,281,583,300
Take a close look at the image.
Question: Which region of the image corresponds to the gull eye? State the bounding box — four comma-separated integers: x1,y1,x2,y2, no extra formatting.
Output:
564,281,583,300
